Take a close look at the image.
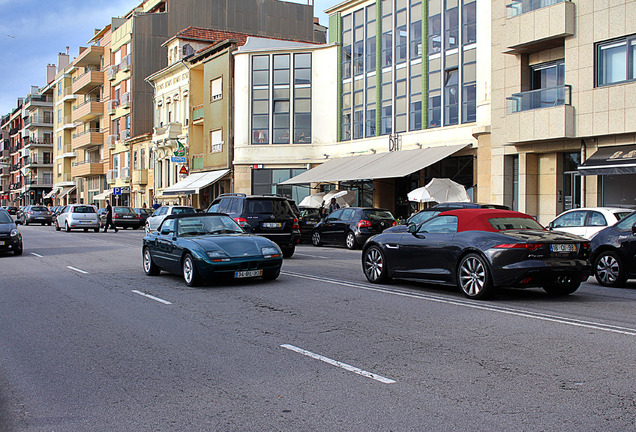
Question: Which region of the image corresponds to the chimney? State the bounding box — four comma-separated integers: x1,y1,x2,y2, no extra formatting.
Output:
47,64,56,84
57,51,70,72
30,85,39,95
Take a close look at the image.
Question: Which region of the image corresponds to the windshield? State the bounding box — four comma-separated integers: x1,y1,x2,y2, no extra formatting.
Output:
177,215,244,236
114,207,134,213
173,207,196,215
489,217,543,231
73,206,96,214
408,210,439,225
363,210,395,221
0,211,12,223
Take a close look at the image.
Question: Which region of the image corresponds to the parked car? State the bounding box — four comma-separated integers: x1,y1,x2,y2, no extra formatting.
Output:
385,202,511,234
0,209,22,255
98,206,143,229
15,205,53,226
312,207,397,249
361,209,591,299
590,211,636,287
207,193,300,258
133,208,152,225
145,205,196,233
55,204,101,232
548,207,631,240
142,213,283,286
298,206,322,242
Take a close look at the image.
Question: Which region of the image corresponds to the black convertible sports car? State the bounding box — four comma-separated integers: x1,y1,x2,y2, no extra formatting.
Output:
361,209,591,299
590,210,636,287
142,213,283,286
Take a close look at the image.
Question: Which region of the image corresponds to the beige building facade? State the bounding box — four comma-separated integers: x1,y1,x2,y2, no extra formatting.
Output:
490,0,636,224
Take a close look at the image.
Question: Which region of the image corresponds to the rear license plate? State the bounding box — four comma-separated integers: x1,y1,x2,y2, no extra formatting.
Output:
80,221,92,224
262,222,282,228
550,244,576,252
305,221,316,226
123,215,133,218
234,269,263,278
0,241,4,245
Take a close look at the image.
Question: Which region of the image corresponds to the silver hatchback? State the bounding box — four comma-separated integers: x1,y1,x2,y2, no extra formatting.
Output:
55,204,100,232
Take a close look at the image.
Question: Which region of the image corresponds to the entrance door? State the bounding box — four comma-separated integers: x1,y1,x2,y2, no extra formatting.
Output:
563,171,581,211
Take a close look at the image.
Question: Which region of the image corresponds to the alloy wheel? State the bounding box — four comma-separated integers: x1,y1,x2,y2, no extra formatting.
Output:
364,247,384,282
459,256,486,297
596,254,620,285
143,249,152,273
346,232,356,249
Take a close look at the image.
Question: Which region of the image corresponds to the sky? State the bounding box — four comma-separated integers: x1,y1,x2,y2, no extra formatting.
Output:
0,0,332,117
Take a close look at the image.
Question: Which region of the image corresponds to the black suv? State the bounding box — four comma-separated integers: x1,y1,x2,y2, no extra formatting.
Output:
207,194,300,257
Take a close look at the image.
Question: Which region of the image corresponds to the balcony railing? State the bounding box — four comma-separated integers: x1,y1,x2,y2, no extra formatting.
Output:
107,64,120,81
121,54,131,72
506,85,571,114
121,92,131,108
507,0,567,18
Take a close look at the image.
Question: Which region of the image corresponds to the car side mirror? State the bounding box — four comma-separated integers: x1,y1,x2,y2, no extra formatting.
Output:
548,222,554,230
160,227,173,235
408,224,417,234
632,222,636,235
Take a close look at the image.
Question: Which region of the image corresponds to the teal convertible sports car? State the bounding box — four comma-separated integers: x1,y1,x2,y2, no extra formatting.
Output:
142,213,283,286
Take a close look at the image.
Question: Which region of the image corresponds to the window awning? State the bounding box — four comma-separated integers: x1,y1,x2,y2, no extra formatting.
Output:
279,144,470,185
57,186,76,199
161,169,230,196
43,187,60,199
579,144,636,175
93,190,112,201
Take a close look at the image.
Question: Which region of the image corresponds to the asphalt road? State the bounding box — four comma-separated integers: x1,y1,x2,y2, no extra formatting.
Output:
1,224,635,431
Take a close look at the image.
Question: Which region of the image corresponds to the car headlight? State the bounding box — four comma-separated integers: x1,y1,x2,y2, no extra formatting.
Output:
10,228,18,237
206,250,230,262
261,246,281,258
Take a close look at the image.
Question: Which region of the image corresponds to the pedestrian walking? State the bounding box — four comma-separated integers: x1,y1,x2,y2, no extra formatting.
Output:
103,200,118,233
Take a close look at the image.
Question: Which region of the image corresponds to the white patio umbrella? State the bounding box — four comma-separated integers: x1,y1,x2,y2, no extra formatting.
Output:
298,192,325,208
423,178,470,203
323,190,356,207
407,187,435,203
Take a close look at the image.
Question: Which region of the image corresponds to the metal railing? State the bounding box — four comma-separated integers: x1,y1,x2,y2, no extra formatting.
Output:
73,98,102,111
506,85,571,113
72,128,103,139
506,0,567,18
72,66,102,82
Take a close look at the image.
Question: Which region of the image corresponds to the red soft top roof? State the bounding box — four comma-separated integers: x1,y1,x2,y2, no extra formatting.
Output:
437,209,539,232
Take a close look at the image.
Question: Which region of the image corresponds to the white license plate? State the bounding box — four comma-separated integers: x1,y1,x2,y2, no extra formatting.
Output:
305,221,316,226
262,222,282,228
0,241,4,245
80,221,92,224
550,244,576,252
123,215,133,218
234,269,263,278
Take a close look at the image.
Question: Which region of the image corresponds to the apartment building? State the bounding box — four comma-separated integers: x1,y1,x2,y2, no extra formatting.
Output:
51,50,77,206
2,101,24,205
276,0,490,219
490,0,636,223
22,84,54,205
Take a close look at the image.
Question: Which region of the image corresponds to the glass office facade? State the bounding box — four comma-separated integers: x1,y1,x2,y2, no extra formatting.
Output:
340,0,477,139
251,53,312,145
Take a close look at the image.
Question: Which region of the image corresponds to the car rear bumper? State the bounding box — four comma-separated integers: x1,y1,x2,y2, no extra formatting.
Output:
69,221,100,229
492,259,591,288
114,219,143,227
26,215,52,223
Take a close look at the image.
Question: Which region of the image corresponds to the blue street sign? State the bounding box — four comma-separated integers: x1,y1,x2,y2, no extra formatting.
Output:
171,156,186,163
113,187,122,196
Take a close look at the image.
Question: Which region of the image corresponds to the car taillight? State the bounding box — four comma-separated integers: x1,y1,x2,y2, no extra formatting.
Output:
234,217,249,227
494,243,542,251
357,219,372,228
392,220,397,226
114,213,120,218
292,218,299,229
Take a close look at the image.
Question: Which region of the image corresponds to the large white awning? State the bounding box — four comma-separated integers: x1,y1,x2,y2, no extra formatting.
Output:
161,169,230,196
279,145,469,185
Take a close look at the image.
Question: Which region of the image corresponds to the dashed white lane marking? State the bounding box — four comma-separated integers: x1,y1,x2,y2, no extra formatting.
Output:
282,271,636,337
67,266,88,274
30,252,43,257
132,290,172,305
281,344,396,384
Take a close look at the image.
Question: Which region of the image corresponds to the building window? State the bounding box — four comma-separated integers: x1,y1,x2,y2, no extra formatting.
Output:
273,54,290,144
342,14,352,79
251,55,270,144
597,36,636,86
462,0,476,45
353,9,365,76
381,0,393,67
445,1,459,50
294,53,312,143
211,129,223,153
133,151,138,169
444,68,459,125
366,4,377,72
410,0,422,59
462,48,476,123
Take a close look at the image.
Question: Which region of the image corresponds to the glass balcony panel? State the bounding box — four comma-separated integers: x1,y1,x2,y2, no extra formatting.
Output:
507,0,566,18
506,85,571,113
